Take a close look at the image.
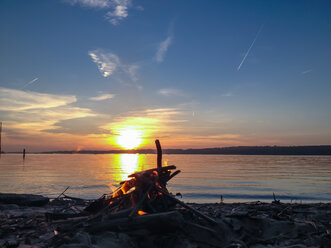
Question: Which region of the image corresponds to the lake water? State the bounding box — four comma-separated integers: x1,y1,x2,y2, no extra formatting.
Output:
0,154,330,203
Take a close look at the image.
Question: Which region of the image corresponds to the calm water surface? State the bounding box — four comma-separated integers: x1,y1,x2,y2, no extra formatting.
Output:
0,154,330,203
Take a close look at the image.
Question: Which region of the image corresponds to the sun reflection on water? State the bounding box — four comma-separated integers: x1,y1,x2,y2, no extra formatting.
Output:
114,154,145,181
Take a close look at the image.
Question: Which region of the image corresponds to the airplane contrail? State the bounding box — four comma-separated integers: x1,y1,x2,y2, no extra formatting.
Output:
237,25,264,71
21,77,39,90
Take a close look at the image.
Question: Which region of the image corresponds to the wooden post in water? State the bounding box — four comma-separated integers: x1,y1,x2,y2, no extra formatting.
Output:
155,139,162,170
0,122,2,156
23,148,26,160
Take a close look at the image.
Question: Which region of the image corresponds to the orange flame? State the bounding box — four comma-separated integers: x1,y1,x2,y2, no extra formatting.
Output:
112,179,136,198
138,210,147,215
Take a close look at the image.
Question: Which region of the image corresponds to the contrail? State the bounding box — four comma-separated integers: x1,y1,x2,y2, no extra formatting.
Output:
21,77,39,90
237,25,263,71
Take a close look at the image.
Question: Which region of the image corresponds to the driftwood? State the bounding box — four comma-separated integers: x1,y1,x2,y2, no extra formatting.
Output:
128,165,176,178
0,193,49,206
129,184,153,217
155,139,162,169
87,210,184,234
156,187,217,225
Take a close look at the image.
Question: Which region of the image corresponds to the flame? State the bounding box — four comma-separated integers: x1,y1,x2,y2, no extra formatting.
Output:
112,179,135,198
138,210,147,215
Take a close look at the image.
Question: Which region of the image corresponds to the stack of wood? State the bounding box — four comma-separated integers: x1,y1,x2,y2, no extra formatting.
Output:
48,140,219,247
82,140,216,228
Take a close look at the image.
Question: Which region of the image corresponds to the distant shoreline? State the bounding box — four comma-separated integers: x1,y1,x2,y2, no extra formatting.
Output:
2,145,331,155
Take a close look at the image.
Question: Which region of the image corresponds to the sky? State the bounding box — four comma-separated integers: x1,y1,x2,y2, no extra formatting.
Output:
0,0,331,152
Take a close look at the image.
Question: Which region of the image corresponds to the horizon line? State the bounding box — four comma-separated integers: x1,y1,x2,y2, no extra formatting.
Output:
2,145,331,155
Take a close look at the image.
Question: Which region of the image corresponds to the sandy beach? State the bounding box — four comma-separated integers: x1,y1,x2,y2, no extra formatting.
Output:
1,193,330,248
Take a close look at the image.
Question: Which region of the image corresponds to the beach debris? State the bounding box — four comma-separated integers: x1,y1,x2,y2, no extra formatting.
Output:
272,192,280,204
0,193,49,207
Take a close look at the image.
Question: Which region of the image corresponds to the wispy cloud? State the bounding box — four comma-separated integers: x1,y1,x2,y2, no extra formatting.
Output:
301,69,312,74
222,92,233,97
0,87,76,111
0,87,96,138
88,49,120,77
124,64,139,82
105,1,130,25
203,134,240,140
157,88,186,97
89,93,115,101
67,0,134,25
45,116,111,135
21,78,39,90
67,0,110,8
102,107,186,141
237,25,263,71
156,35,173,63
88,49,140,84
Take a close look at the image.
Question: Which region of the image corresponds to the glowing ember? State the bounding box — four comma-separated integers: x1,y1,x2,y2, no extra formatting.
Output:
138,210,147,215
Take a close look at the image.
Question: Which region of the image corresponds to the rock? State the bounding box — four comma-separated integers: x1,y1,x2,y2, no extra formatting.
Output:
70,232,92,247
5,239,19,247
94,232,137,248
18,245,41,248
59,245,90,248
0,193,49,207
0,204,19,210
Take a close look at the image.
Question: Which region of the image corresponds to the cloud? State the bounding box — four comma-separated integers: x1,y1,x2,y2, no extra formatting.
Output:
222,92,233,97
88,49,140,83
105,0,132,25
156,35,173,63
21,77,39,90
124,64,139,82
157,88,186,97
0,87,102,152
0,87,76,111
301,69,312,74
204,134,240,140
237,25,263,71
88,49,120,77
67,0,135,25
44,117,110,135
105,4,129,25
102,107,187,140
89,93,115,101
67,0,110,8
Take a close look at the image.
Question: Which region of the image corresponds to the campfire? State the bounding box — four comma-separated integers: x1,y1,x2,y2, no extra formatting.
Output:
48,140,218,247
83,140,216,224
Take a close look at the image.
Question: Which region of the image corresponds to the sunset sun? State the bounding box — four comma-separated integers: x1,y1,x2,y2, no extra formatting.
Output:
116,128,143,149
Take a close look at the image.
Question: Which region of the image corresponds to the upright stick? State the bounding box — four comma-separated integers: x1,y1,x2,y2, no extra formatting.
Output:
0,121,2,157
155,139,162,169
0,122,2,156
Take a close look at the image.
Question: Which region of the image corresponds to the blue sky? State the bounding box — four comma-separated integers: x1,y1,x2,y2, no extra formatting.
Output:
0,0,330,151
